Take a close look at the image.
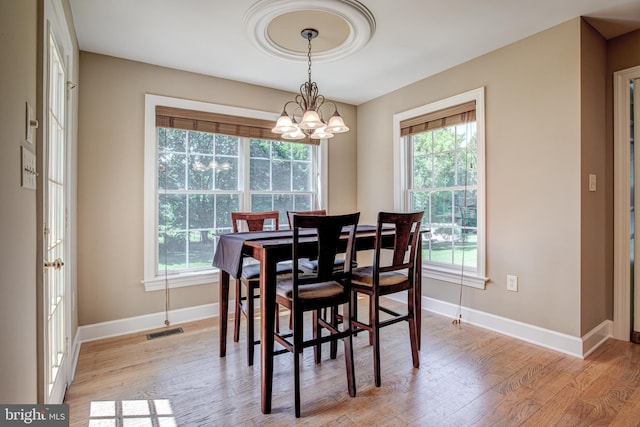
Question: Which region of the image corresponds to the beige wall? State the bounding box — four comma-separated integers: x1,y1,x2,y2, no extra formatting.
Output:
357,19,584,336
0,0,38,403
77,53,357,325
579,20,608,335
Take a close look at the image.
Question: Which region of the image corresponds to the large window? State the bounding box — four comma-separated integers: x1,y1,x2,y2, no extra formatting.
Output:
144,95,325,291
394,88,487,289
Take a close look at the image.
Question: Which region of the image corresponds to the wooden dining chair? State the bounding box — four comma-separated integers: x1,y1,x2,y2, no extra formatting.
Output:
350,211,424,387
286,209,350,272
274,212,360,417
231,210,293,366
284,209,351,342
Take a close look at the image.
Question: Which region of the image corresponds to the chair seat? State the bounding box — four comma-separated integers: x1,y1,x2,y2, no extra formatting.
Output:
276,278,345,300
351,265,409,287
299,257,359,272
241,262,294,280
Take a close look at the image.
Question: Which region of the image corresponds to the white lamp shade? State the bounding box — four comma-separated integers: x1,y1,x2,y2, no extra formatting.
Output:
298,110,323,130
272,114,297,134
310,126,334,139
282,128,306,140
325,112,349,133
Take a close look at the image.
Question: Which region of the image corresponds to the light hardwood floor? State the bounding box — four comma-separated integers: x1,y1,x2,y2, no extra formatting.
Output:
65,302,640,426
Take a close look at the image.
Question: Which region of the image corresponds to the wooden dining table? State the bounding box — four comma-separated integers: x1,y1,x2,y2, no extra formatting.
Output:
213,225,423,414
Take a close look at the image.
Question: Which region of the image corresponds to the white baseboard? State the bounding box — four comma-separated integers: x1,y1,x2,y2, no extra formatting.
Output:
76,302,227,343
581,318,613,358
418,296,612,359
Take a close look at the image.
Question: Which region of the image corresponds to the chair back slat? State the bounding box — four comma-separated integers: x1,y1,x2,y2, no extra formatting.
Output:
293,212,359,286
375,212,424,275
286,209,327,229
231,210,280,232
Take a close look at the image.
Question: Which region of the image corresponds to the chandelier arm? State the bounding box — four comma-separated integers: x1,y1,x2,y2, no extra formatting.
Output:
282,100,301,116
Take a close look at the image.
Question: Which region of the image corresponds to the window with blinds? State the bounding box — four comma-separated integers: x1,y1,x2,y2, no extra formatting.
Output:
144,97,321,289
394,88,487,289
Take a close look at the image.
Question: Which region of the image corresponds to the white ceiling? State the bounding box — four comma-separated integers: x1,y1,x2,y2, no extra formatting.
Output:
69,0,640,106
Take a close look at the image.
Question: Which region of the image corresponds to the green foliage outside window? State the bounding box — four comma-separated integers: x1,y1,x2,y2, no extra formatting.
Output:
410,123,478,268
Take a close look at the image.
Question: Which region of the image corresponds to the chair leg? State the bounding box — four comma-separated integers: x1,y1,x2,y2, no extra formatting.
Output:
342,301,356,397
330,306,338,359
293,307,304,418
368,293,375,346
247,284,255,366
351,292,359,336
294,349,301,418
233,279,242,342
408,287,419,368
371,294,382,387
313,309,321,364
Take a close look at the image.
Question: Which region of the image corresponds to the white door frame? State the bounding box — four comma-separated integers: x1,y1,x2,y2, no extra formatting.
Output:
613,65,640,341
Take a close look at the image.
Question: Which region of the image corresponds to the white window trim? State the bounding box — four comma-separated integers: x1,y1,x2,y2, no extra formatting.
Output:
393,87,488,289
142,94,328,291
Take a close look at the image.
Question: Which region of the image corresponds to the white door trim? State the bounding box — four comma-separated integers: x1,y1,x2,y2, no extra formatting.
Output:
613,65,640,341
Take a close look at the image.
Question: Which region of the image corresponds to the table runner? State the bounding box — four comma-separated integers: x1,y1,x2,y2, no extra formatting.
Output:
212,225,378,279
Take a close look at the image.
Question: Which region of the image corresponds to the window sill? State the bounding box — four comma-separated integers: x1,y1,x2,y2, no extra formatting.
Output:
422,263,488,289
142,269,219,292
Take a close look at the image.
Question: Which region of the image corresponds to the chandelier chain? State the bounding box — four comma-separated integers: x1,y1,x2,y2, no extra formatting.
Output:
307,33,313,84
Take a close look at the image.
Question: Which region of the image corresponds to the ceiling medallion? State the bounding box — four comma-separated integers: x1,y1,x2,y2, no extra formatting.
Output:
243,0,376,63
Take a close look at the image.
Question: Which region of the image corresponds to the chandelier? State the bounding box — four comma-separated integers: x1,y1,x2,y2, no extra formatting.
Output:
271,29,349,140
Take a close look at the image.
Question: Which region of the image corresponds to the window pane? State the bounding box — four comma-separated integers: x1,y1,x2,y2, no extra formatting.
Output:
158,231,186,271
292,144,310,161
251,194,273,212
158,128,186,152
215,194,239,232
413,155,432,188
433,151,455,187
215,134,238,156
411,191,430,219
188,131,213,153
453,229,477,268
430,240,453,264
188,231,216,269
430,190,452,225
273,194,293,214
292,162,310,191
189,194,214,229
159,194,186,231
413,133,432,156
250,158,270,191
159,153,186,190
272,160,291,191
294,194,312,211
455,189,477,228
215,157,238,190
250,139,270,158
272,141,291,160
188,154,214,190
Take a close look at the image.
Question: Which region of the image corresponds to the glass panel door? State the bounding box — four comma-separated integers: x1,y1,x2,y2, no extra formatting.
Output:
44,29,68,403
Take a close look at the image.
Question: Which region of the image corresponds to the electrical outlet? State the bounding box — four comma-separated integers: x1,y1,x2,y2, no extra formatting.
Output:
507,275,518,292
